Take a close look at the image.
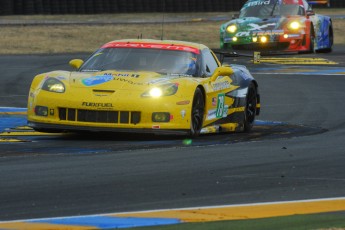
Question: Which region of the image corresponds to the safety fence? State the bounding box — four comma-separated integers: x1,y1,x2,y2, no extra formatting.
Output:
0,0,343,15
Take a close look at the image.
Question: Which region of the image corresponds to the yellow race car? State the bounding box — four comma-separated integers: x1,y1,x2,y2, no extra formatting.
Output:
27,39,260,136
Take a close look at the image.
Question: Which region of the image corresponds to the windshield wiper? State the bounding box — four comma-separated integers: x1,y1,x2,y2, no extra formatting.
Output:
270,0,279,17
169,73,193,77
80,69,102,72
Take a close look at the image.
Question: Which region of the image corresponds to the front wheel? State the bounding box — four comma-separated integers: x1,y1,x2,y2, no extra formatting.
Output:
190,88,205,137
243,83,257,132
308,26,316,53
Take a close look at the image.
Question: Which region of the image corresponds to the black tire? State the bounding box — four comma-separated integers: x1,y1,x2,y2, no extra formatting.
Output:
222,42,231,50
309,26,315,53
190,88,205,137
243,83,257,132
33,128,62,133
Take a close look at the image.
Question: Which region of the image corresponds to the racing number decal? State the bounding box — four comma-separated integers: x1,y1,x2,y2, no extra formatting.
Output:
216,94,225,118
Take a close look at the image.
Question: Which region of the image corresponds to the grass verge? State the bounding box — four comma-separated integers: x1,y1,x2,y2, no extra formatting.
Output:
0,9,344,54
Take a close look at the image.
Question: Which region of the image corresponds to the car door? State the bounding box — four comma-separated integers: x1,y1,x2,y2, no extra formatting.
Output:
201,49,236,124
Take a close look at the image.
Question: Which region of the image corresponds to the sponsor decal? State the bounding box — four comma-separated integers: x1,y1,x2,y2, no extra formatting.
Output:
212,97,217,106
248,23,276,31
245,0,271,7
180,110,186,119
235,31,250,37
287,34,302,38
103,73,139,78
216,94,225,118
102,42,200,54
203,94,229,119
206,109,217,120
212,81,231,91
82,75,113,86
82,102,114,108
253,30,284,36
148,78,169,84
114,73,129,77
176,100,190,105
207,106,229,120
114,77,146,85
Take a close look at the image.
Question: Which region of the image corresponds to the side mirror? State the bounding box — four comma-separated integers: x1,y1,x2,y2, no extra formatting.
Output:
306,10,315,16
210,66,234,82
69,59,84,70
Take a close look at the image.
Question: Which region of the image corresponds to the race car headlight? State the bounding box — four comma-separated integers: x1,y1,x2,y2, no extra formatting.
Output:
142,83,178,98
260,36,268,43
148,88,163,98
226,25,237,33
42,78,65,93
289,21,301,30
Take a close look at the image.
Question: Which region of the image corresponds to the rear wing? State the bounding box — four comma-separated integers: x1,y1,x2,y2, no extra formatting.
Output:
307,0,330,7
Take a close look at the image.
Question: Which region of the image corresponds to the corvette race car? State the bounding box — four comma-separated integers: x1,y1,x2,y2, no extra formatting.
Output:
220,0,333,53
27,39,260,136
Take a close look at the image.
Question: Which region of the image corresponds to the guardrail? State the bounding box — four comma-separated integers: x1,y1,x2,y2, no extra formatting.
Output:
0,0,343,15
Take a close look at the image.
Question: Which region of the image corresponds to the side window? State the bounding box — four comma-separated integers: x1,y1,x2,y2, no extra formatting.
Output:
202,49,219,77
303,0,311,12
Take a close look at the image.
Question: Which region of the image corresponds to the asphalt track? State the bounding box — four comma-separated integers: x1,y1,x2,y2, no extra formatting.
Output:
0,46,345,225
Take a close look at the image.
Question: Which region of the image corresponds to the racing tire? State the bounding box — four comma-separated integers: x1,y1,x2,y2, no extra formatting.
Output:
33,128,62,133
308,26,316,53
220,40,231,50
190,88,205,137
243,82,257,132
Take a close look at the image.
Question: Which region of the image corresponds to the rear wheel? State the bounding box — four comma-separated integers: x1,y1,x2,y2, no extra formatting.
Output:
243,83,257,132
190,88,205,137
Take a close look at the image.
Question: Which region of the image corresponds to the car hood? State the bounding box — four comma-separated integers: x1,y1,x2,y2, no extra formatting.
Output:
226,16,289,32
53,70,193,91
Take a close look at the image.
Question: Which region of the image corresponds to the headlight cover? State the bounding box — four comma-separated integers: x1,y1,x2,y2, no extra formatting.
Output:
42,78,65,93
288,21,301,30
142,83,179,98
226,24,237,33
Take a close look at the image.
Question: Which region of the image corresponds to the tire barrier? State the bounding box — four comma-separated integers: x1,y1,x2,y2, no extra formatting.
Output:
0,0,343,15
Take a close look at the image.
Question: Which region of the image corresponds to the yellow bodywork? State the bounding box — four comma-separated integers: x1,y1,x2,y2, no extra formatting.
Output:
27,39,254,135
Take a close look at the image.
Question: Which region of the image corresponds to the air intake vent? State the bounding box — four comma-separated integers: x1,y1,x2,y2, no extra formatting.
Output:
58,108,140,124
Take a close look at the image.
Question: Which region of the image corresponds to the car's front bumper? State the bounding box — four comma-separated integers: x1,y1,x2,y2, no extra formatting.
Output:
27,89,193,133
222,32,308,52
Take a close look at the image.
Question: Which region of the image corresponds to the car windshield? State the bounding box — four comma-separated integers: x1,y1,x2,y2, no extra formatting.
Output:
239,2,304,18
80,47,199,76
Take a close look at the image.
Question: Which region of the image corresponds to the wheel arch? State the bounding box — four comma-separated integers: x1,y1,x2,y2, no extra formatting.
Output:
195,84,207,120
196,85,206,103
